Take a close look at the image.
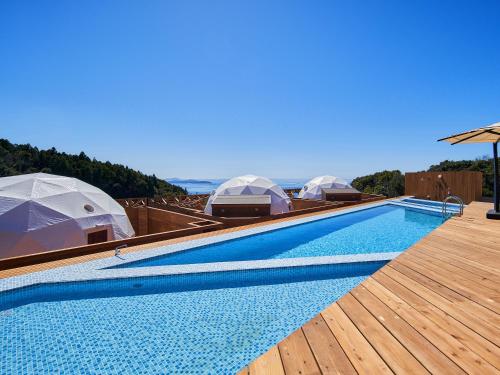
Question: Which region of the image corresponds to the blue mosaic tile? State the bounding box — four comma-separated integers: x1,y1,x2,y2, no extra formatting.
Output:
0,266,376,374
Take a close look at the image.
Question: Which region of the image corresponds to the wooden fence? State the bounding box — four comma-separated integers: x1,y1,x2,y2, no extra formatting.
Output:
404,171,482,204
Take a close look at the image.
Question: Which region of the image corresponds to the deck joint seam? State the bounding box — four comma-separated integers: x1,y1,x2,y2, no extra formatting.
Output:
368,273,498,372
316,313,358,374
299,326,323,374
379,266,500,357
336,293,397,374
364,277,485,374
399,256,500,307
409,251,500,288
387,262,458,303
351,283,447,374
412,244,500,277
391,259,499,314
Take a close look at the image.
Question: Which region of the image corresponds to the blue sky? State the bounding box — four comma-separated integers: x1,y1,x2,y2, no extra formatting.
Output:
1,0,499,179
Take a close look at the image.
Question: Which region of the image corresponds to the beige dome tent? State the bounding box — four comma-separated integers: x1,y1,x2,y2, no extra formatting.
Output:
204,175,291,215
298,175,352,200
0,173,134,258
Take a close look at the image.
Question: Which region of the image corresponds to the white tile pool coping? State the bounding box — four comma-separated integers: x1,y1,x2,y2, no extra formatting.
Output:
0,200,443,293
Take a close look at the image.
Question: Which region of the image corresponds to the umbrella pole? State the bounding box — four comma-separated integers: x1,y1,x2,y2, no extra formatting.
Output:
494,142,499,212
487,141,500,219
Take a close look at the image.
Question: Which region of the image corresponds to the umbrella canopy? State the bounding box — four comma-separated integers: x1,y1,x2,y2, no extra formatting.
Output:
204,175,291,215
438,122,500,219
438,122,500,144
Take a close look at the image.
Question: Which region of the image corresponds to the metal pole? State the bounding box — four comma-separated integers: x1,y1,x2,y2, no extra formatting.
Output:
494,142,499,213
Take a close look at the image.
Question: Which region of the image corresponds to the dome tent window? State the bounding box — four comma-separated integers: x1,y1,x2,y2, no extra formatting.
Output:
84,204,95,213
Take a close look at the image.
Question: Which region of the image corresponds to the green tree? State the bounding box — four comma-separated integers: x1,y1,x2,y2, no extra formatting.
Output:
0,138,187,198
351,170,405,198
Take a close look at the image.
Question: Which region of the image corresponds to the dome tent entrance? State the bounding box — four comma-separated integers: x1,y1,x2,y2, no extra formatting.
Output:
298,175,352,200
0,173,135,258
204,175,291,216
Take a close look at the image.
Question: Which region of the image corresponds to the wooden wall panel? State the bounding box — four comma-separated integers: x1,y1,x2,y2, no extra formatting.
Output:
405,171,482,204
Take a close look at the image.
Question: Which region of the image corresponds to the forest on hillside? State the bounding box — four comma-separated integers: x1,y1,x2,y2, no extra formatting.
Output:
0,139,186,198
351,170,405,198
351,157,494,198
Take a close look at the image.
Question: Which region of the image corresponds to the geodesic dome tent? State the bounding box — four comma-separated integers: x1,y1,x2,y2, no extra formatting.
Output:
298,175,352,200
0,173,135,259
204,175,291,215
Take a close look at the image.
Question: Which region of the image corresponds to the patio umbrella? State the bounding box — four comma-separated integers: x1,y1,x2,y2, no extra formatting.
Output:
438,122,500,219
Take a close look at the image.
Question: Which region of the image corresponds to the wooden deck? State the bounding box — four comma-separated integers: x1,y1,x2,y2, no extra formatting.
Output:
238,202,500,375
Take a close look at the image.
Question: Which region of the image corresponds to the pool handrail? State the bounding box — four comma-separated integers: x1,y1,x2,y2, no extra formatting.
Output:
442,195,464,217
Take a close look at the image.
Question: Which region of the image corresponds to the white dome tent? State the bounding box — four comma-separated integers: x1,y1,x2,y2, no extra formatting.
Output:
298,175,352,200
0,173,135,258
204,175,291,215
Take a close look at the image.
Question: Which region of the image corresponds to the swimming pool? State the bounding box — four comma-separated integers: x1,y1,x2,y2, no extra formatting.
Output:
0,262,384,374
0,201,448,374
113,204,443,268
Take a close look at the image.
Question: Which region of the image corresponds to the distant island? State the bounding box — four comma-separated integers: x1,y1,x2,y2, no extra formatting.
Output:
0,138,187,198
167,178,214,184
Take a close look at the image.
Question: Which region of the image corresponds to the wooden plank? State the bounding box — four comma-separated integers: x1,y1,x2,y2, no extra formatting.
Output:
337,293,430,374
385,263,500,329
278,328,321,375
350,284,466,374
363,278,499,374
388,262,500,334
443,220,500,240
418,228,500,253
389,261,460,302
394,257,499,313
302,315,356,374
430,227,500,254
423,226,498,253
415,243,500,278
373,270,500,368
435,220,500,241
409,250,500,292
398,253,500,301
424,225,500,254
413,244,500,281
419,237,500,267
321,304,393,374
247,346,284,375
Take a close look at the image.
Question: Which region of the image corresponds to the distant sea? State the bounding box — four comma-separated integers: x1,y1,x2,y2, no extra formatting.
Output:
167,178,309,195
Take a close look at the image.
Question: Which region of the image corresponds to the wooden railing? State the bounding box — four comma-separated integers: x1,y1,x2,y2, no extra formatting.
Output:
117,194,210,212
118,197,148,207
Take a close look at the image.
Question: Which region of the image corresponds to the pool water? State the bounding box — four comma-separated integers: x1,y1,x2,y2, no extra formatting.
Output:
115,204,443,268
0,262,383,374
